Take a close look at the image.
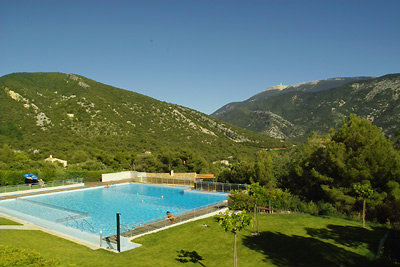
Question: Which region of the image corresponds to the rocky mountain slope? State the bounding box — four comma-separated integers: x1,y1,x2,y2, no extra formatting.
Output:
0,72,284,161
212,74,400,141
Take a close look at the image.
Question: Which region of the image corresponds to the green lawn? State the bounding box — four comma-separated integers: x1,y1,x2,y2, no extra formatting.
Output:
0,213,389,267
0,217,22,225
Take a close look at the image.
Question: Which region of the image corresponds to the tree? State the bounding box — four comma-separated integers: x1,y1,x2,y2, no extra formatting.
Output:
127,152,137,171
353,183,374,228
158,149,175,172
248,183,265,234
0,144,15,164
70,150,89,164
285,114,400,217
218,210,251,267
253,150,275,187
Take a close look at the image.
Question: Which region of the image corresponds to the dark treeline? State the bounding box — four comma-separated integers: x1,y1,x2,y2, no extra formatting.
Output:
222,114,400,225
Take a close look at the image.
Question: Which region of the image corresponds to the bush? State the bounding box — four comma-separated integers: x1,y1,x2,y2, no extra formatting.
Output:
228,190,255,211
317,201,337,216
0,170,26,186
38,168,57,181
299,201,319,215
269,188,297,211
0,244,64,267
85,171,108,182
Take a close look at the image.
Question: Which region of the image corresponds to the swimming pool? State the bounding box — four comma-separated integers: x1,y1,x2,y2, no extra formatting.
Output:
0,183,227,248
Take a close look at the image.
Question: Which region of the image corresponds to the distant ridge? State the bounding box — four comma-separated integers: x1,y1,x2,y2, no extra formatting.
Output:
212,75,400,141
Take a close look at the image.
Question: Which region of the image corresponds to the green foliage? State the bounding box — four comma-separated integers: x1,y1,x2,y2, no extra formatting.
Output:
228,190,254,211
353,183,374,200
217,161,254,184
298,201,319,216
218,210,251,234
316,201,337,216
248,183,265,200
284,114,400,222
0,72,286,175
0,244,65,267
228,185,334,216
253,151,275,187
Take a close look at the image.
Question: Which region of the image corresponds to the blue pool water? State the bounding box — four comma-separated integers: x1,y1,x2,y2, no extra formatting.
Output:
0,183,227,238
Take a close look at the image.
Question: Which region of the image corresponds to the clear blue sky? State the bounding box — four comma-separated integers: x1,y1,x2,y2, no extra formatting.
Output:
1,0,399,114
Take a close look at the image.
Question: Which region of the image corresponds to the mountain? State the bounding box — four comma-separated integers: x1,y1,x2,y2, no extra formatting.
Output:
213,77,372,118
212,74,400,141
0,72,284,165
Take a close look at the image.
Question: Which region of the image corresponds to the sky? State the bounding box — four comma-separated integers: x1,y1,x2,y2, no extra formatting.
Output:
1,0,399,114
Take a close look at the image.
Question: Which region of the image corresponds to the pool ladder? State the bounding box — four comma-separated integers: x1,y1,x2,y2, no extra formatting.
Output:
57,214,95,233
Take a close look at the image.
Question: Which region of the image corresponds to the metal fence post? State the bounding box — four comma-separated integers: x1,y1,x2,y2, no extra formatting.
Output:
116,213,121,252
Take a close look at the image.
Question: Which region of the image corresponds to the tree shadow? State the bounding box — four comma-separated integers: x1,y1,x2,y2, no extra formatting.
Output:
306,224,387,253
176,249,206,266
242,231,373,266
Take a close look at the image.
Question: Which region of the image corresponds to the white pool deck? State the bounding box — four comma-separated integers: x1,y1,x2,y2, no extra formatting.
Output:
0,183,85,198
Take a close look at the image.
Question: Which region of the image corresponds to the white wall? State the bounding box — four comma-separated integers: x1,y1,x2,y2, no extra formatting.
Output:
101,171,146,182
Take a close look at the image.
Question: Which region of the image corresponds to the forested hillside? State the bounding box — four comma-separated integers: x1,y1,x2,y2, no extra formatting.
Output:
0,72,285,175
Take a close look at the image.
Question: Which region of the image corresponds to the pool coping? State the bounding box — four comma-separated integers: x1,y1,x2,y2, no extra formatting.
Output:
0,211,103,250
0,183,85,198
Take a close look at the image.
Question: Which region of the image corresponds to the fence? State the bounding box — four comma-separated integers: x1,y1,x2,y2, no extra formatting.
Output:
128,176,249,193
102,201,228,241
194,181,248,193
130,176,196,187
0,178,84,194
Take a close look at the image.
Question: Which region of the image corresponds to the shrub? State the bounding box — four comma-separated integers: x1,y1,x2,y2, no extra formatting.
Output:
0,170,26,186
317,201,337,216
299,201,319,215
228,190,254,211
38,168,57,181
85,171,108,182
0,244,64,267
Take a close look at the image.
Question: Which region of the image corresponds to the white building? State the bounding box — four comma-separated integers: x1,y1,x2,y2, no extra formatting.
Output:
44,155,67,168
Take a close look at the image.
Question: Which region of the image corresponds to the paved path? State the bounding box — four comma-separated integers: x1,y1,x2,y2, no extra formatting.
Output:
0,183,85,199
0,224,38,230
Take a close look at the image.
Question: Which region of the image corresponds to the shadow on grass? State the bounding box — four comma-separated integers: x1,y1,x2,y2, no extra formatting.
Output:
176,250,205,266
242,231,372,267
306,224,387,253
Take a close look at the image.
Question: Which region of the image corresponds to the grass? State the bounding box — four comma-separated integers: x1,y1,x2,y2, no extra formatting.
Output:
0,213,389,267
0,217,22,225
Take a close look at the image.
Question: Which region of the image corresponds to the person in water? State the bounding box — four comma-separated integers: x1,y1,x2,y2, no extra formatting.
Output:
166,211,176,223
